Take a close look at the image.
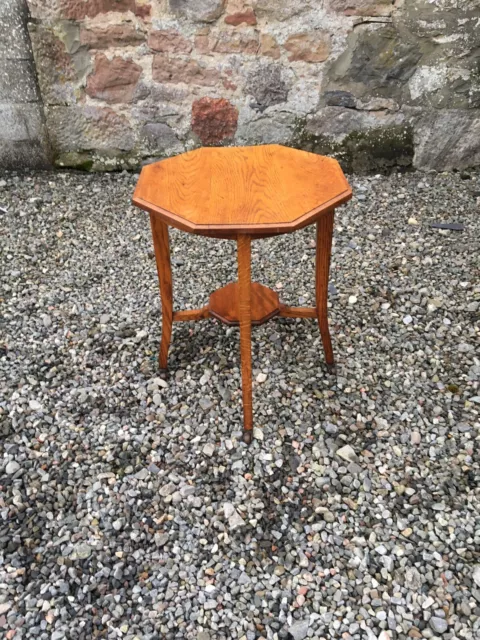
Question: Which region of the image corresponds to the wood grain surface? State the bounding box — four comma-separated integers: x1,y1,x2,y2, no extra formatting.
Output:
237,235,253,440
316,210,335,366
209,282,280,325
279,305,317,319
149,213,173,370
133,145,351,236
173,307,209,322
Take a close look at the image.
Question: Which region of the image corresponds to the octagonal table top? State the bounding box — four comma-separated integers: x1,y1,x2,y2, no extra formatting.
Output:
133,144,352,237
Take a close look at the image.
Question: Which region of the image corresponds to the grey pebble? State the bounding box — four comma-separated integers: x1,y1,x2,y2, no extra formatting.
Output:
154,533,169,547
112,519,124,531
429,617,448,634
473,565,480,587
71,543,92,560
336,444,359,463
202,443,215,457
199,397,213,411
288,619,309,640
159,483,176,497
324,422,338,434
228,510,245,531
5,461,20,475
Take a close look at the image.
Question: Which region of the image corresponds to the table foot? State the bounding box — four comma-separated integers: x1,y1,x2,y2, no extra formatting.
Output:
243,430,253,445
325,363,337,375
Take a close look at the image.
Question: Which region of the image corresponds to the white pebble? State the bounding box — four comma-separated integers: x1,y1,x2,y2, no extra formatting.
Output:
411,431,421,444
202,443,215,457
6,461,20,475
473,565,480,587
336,444,358,463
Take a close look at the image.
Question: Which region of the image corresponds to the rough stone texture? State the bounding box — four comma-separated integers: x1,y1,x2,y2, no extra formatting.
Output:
152,54,220,86
323,90,357,109
0,0,51,168
141,121,182,154
0,0,474,171
27,0,148,19
284,32,331,63
86,53,142,103
191,96,238,144
224,7,256,26
305,107,406,143
28,21,90,106
295,107,414,173
245,62,289,111
48,104,135,152
302,130,412,174
329,0,395,17
259,33,280,59
197,28,260,55
254,0,309,21
80,23,146,49
413,109,480,171
170,0,225,23
236,111,296,145
325,25,423,102
148,29,192,53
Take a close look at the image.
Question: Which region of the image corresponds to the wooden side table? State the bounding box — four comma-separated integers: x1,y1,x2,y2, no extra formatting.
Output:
133,145,352,443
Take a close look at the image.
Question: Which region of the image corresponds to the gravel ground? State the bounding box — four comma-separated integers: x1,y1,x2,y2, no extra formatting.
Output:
1,166,479,640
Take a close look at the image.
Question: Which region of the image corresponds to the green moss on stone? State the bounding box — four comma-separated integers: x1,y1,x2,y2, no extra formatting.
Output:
55,150,145,172
55,152,94,171
291,118,414,174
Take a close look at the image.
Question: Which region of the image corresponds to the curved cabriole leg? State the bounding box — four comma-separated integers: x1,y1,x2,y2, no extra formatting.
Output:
237,234,253,443
316,210,335,368
149,213,173,370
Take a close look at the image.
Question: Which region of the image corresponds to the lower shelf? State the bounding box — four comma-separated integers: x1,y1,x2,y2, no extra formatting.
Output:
209,282,280,326
172,283,318,325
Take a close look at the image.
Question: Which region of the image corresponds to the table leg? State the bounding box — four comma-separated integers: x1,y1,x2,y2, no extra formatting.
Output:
316,211,335,368
149,213,173,370
237,234,253,443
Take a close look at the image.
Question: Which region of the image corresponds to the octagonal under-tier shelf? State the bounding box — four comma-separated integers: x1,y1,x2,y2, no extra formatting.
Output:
209,282,280,326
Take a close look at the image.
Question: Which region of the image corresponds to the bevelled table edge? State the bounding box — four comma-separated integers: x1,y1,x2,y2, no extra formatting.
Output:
131,187,352,236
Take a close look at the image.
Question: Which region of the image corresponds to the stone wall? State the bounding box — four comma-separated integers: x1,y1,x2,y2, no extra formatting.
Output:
0,0,51,169
20,0,480,172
